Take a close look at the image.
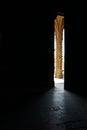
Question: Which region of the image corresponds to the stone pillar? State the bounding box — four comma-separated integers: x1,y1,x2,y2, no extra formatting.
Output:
54,16,64,78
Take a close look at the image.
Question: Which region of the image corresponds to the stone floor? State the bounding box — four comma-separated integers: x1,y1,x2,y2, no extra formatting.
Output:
1,82,87,129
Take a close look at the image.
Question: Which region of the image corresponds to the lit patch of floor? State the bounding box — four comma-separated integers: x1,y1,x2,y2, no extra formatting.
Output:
2,81,87,129
54,78,64,83
54,78,64,89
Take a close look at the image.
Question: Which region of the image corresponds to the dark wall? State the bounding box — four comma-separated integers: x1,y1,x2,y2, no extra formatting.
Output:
0,16,54,95
0,32,16,91
64,5,87,97
0,2,64,96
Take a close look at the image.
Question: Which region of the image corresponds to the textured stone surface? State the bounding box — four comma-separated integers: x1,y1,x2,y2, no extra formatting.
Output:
1,83,87,129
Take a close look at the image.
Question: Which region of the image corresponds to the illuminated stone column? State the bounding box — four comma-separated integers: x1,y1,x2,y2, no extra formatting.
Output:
54,16,64,78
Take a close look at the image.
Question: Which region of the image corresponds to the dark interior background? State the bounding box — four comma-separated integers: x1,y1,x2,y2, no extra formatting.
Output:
0,1,87,104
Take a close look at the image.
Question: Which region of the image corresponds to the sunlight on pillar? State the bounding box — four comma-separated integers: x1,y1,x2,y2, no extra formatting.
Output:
54,15,65,85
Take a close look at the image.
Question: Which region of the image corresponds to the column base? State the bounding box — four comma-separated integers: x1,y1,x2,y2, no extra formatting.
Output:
55,73,63,79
